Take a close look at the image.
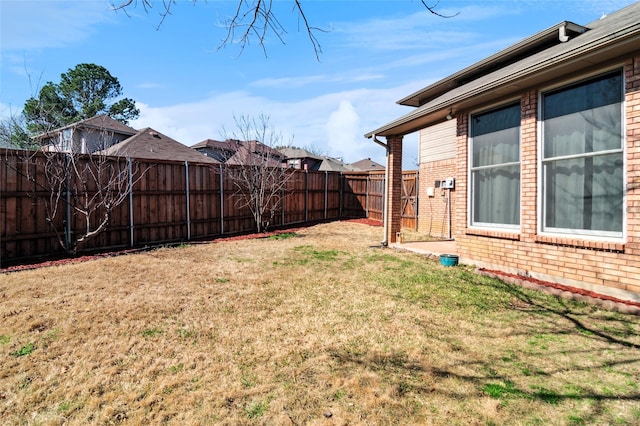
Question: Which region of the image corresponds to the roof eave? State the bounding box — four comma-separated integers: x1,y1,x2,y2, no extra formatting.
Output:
366,27,639,139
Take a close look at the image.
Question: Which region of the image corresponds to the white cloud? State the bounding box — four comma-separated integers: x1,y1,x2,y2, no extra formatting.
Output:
129,80,422,166
326,100,362,160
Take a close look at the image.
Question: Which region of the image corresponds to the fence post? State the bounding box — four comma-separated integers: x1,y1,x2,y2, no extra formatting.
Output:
324,170,328,220
128,157,134,247
219,163,224,235
281,174,286,226
65,153,71,251
185,161,191,241
339,173,343,218
415,170,419,231
366,174,370,217
305,169,309,223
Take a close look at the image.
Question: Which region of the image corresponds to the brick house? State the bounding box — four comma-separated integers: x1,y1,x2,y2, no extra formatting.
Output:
366,3,640,301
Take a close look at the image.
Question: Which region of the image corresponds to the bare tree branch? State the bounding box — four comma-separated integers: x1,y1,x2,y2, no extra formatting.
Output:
221,114,294,233
4,128,148,254
420,0,459,18
110,1,456,60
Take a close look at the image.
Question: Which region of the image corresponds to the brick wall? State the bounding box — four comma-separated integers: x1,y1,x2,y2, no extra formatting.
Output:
451,56,640,300
418,158,456,238
387,135,403,243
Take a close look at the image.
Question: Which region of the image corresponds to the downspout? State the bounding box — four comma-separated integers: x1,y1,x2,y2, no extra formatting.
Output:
558,22,586,42
558,23,571,42
372,134,390,246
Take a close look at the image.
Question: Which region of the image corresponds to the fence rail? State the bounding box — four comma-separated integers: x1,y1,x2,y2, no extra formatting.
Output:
1,150,417,266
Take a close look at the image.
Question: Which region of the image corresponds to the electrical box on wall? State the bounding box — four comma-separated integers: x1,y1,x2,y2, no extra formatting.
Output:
441,177,455,189
426,187,435,197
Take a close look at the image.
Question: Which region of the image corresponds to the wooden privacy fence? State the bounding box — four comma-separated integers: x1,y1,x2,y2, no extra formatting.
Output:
1,150,420,265
342,170,418,230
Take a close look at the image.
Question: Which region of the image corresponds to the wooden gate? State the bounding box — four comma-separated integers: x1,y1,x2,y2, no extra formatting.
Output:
401,171,418,230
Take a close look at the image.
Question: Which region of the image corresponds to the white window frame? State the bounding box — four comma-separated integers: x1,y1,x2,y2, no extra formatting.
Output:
468,100,522,231
61,128,72,152
537,67,626,241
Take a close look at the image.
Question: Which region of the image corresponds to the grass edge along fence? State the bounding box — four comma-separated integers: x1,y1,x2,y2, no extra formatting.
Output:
1,149,391,266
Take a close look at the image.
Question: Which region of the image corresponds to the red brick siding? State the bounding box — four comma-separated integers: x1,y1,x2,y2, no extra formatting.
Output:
387,135,403,243
447,56,640,298
418,158,456,238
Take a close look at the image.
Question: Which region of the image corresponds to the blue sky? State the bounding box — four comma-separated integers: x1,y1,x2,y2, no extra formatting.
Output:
1,0,637,166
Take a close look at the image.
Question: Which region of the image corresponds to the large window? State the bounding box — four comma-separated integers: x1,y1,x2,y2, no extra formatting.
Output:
470,103,521,228
541,71,624,238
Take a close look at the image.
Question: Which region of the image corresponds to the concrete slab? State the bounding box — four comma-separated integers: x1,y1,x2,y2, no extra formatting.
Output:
390,240,457,258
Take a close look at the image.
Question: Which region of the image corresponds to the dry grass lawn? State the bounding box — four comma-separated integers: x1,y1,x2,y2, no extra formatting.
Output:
1,221,639,425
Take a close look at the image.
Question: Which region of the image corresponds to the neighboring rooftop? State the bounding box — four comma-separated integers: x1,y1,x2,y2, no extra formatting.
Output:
351,158,385,171
34,114,137,140
278,147,324,161
100,128,218,163
318,157,356,172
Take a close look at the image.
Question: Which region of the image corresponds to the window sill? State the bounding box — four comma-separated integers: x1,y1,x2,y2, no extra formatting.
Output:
465,228,521,240
535,235,625,252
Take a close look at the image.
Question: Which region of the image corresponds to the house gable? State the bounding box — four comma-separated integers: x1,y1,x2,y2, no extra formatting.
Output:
35,114,137,154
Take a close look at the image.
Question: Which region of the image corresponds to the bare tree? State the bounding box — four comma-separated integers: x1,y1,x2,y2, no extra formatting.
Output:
0,114,36,150
5,128,146,255
221,114,293,233
111,1,454,60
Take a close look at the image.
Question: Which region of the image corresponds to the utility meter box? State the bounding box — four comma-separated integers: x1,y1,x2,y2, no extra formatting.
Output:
442,177,455,189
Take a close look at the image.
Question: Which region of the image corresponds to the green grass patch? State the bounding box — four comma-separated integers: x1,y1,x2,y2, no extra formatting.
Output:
141,328,162,337
292,245,346,263
245,399,269,419
168,363,184,373
12,342,35,357
269,232,297,240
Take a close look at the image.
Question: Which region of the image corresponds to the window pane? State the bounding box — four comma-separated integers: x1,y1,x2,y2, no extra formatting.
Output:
544,153,623,233
473,127,520,167
544,103,622,158
472,104,521,136
472,165,520,226
542,71,623,237
543,72,622,120
470,103,520,227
